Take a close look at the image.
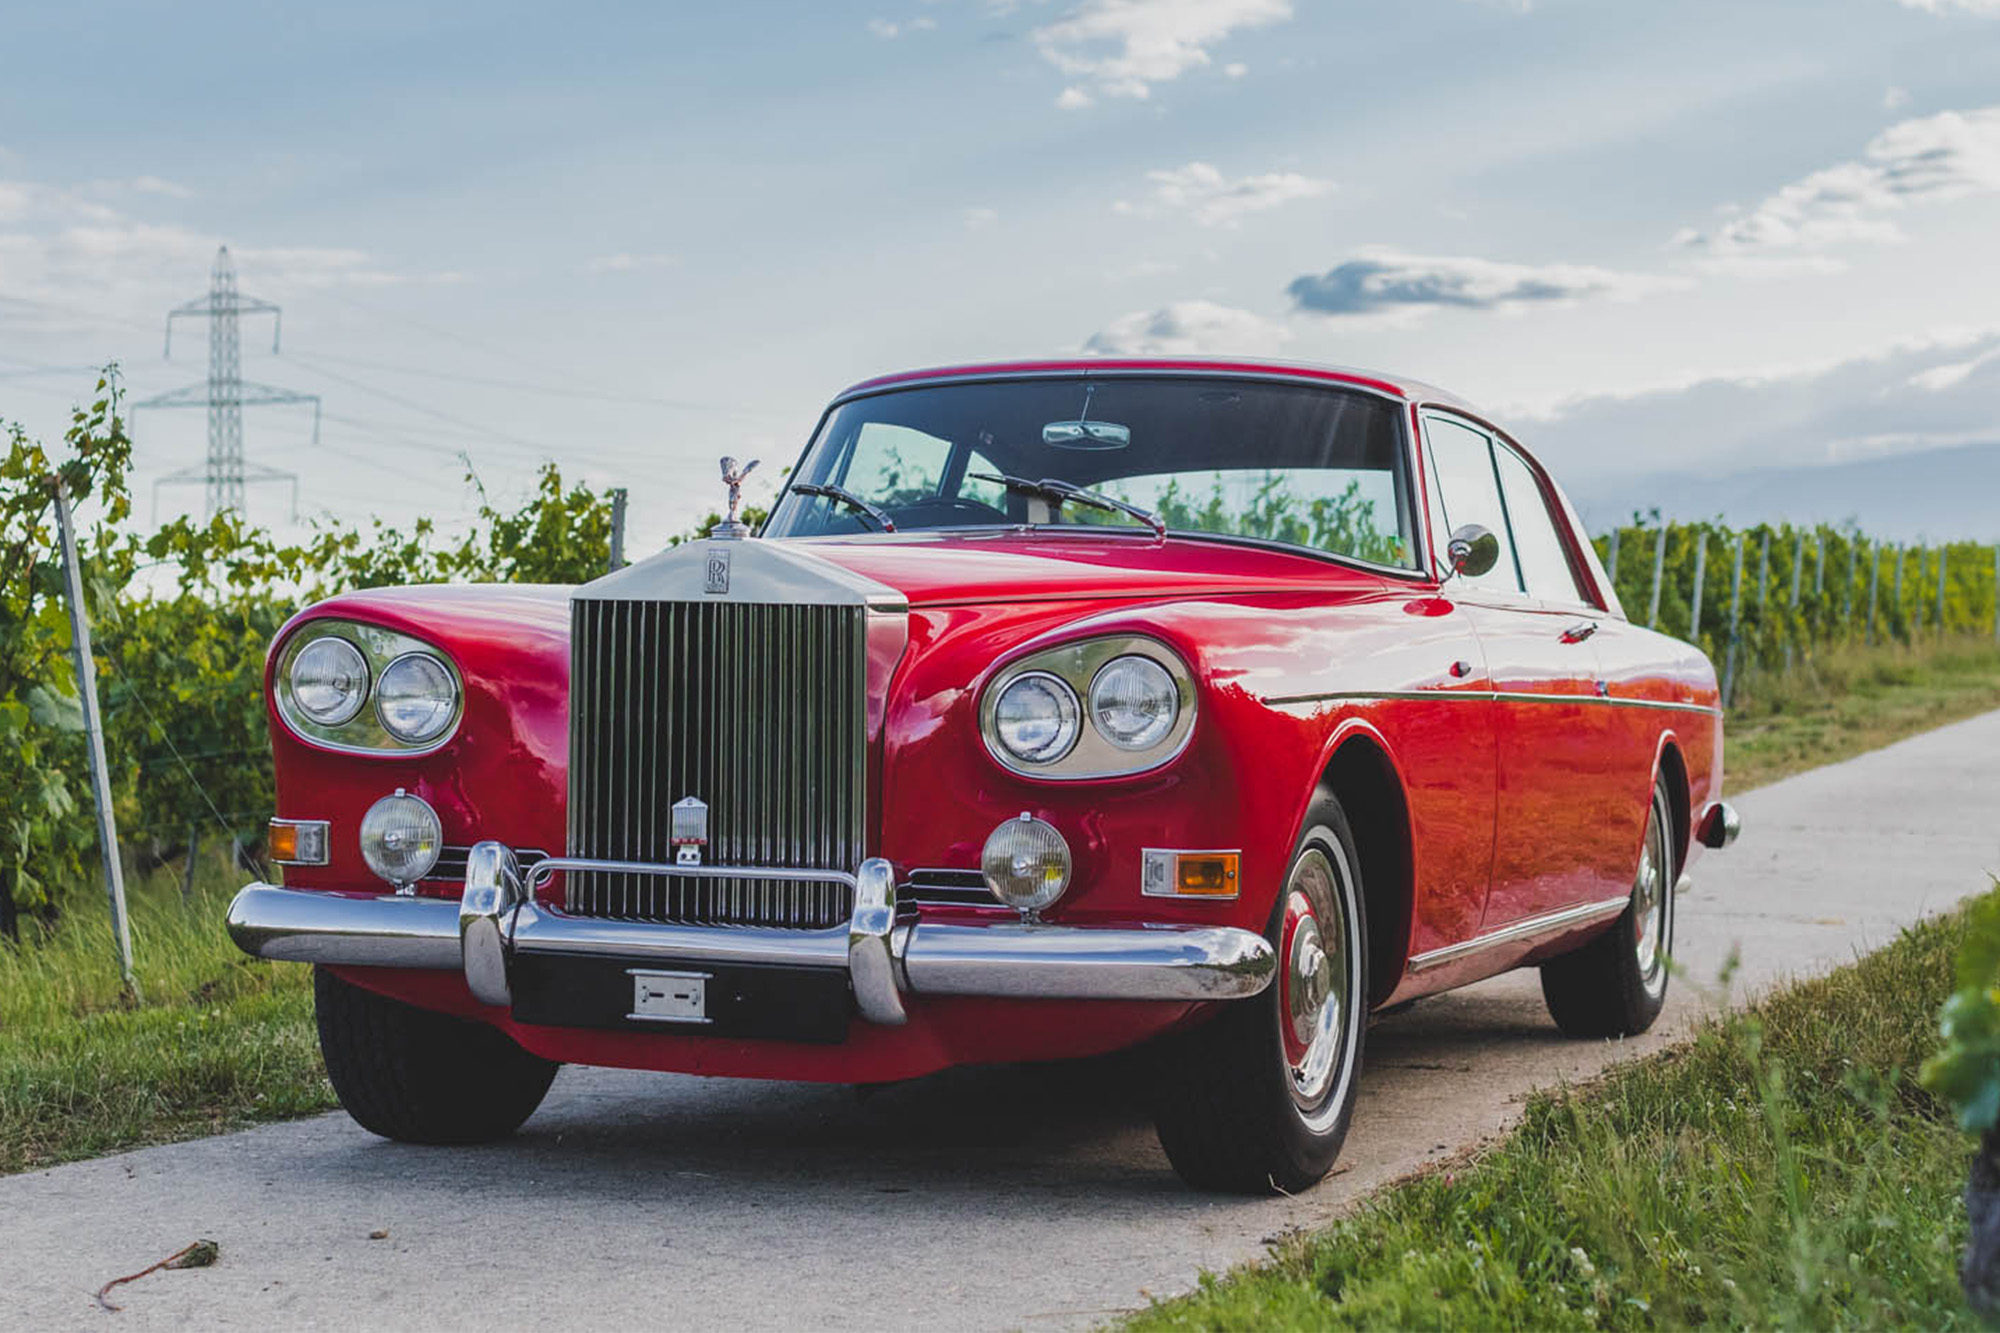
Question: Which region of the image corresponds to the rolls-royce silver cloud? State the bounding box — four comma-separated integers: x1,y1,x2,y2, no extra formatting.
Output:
227,357,1739,1192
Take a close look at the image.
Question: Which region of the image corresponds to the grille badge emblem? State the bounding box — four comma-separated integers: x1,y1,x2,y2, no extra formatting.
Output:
672,796,709,866
704,548,731,595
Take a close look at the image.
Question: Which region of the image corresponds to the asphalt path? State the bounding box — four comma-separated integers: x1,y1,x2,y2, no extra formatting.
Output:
7,709,2000,1330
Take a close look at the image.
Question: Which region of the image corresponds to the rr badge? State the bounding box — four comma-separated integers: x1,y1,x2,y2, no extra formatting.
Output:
704,548,731,595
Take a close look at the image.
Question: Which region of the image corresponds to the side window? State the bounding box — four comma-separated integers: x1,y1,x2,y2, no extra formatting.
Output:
1422,415,1522,594
837,423,952,507
1493,444,1586,603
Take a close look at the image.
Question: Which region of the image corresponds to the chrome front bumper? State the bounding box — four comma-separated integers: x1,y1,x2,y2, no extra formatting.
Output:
226,842,1276,1028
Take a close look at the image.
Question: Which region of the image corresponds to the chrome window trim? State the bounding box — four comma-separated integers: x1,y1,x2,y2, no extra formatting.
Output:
273,620,466,757
980,634,1199,781
1407,894,1631,972
773,370,1430,577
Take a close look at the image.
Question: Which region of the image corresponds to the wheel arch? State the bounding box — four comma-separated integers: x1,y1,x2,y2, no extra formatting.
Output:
1310,722,1415,1009
1652,731,1691,872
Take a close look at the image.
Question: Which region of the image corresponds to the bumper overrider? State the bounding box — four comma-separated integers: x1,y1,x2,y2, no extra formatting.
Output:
226,843,1277,1029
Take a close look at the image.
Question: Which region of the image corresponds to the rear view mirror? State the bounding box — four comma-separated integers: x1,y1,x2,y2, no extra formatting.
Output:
1446,524,1500,579
1042,420,1131,450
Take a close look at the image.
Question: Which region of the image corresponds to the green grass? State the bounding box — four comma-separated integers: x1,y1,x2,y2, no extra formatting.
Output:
1129,899,1987,1331
1726,634,2000,791
0,855,333,1175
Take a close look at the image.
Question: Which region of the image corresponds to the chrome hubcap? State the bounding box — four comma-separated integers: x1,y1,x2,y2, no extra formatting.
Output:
1278,849,1351,1113
1632,798,1670,992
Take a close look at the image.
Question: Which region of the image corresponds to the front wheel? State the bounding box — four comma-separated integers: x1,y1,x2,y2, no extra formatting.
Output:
314,966,559,1144
1151,794,1369,1194
1540,776,1676,1038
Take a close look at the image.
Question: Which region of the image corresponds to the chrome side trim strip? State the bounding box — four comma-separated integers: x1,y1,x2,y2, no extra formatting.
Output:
1263,688,1720,717
1407,895,1630,972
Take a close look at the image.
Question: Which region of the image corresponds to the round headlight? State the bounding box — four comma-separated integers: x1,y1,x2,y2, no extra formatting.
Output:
981,813,1072,918
992,672,1080,765
1088,654,1179,751
290,637,369,726
375,652,458,744
359,789,442,888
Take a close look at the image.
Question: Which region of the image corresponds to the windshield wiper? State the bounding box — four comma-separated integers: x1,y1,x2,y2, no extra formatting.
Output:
969,472,1165,539
788,482,897,533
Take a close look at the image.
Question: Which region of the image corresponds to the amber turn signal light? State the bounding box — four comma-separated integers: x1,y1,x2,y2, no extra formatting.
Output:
1141,849,1240,899
269,818,330,867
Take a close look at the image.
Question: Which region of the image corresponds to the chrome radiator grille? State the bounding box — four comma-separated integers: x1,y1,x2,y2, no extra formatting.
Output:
566,599,866,928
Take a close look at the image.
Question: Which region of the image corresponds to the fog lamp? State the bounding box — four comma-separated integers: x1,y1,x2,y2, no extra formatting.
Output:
359,789,442,891
981,812,1072,920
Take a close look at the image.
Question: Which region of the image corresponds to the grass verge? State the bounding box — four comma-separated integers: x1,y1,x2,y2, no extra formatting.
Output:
0,858,333,1175
1726,634,2000,791
1129,896,1987,1330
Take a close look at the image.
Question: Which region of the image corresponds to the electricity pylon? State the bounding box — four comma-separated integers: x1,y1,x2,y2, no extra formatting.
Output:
136,246,320,520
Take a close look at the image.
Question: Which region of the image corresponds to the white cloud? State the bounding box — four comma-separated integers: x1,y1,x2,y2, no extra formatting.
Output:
0,174,424,337
1883,85,1910,111
1033,0,1291,105
1055,86,1095,111
1286,248,1685,317
1084,299,1291,355
1121,161,1332,227
1896,0,2000,12
585,252,680,273
1223,62,1248,78
963,206,998,230
1678,105,2000,253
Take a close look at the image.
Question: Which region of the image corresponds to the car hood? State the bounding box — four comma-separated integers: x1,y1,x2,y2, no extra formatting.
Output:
790,532,1396,606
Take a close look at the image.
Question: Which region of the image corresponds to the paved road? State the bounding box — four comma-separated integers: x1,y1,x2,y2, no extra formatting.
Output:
8,710,2000,1330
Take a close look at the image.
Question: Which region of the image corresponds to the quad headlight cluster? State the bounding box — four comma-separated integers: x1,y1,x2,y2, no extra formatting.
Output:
275,620,464,754
980,635,1196,779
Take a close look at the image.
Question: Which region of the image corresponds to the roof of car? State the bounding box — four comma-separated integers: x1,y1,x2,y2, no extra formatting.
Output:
834,357,1481,414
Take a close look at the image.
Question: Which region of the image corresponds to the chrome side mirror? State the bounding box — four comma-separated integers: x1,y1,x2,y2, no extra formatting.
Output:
1446,524,1500,579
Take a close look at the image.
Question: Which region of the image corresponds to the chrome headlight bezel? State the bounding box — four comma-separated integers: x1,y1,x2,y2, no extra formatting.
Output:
979,635,1197,780
275,620,465,755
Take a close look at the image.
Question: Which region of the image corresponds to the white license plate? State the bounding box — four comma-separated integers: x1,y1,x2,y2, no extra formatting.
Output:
627,969,710,1024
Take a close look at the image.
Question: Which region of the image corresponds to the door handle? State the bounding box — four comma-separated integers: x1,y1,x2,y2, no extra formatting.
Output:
1560,622,1597,644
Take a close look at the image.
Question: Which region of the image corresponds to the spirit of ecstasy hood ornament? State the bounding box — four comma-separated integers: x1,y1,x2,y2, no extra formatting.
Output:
711,456,760,540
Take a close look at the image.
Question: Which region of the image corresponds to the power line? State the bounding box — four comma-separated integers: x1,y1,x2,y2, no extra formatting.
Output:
285,349,784,419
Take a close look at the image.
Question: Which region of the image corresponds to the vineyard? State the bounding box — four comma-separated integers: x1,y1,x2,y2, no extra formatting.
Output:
1592,518,2000,708
4,382,2000,930
1,381,624,927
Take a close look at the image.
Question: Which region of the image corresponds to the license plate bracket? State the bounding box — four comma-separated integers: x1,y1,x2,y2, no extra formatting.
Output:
628,969,708,1024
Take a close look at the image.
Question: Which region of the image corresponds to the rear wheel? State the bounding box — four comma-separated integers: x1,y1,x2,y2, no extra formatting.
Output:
1540,776,1675,1038
1151,794,1368,1194
314,966,558,1144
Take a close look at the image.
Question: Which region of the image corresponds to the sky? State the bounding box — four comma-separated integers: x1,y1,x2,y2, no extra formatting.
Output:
4,0,2000,551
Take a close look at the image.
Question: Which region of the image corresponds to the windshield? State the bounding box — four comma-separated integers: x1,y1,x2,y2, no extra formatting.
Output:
763,376,1418,570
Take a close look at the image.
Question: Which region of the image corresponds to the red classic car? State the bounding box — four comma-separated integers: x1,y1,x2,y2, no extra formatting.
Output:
228,358,1738,1192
